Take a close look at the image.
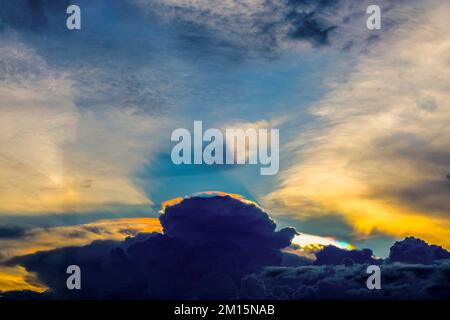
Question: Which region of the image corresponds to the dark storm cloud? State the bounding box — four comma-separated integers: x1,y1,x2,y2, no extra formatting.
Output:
3,204,450,300
240,260,450,299
8,196,296,299
389,237,450,264
160,196,294,250
240,237,450,299
314,245,380,266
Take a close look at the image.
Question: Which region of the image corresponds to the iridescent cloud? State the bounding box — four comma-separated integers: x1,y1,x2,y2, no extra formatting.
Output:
265,1,450,248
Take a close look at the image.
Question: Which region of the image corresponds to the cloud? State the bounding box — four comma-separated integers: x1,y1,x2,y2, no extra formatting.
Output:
240,237,450,299
0,217,161,292
389,237,450,265
0,218,161,263
264,0,450,247
0,266,46,293
8,195,295,299
3,196,450,300
133,0,416,54
314,245,379,266
240,260,450,299
3,0,395,53
0,34,173,214
160,195,295,250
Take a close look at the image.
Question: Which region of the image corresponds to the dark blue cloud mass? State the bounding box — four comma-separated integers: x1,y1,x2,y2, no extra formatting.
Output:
7,195,296,299
389,237,450,264
2,197,450,300
238,238,450,299
240,260,450,300
314,245,381,266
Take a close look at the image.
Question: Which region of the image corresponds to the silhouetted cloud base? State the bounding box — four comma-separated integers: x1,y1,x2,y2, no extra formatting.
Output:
3,196,449,300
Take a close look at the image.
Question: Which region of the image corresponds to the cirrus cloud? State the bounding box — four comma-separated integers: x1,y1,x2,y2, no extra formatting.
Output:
264,0,450,247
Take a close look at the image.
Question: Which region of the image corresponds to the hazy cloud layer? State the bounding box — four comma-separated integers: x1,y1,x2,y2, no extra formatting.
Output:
135,0,411,53
240,260,450,299
264,0,450,247
1,0,409,53
0,35,171,214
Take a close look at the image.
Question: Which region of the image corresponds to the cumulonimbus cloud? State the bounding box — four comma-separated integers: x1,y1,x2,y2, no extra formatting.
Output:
3,196,450,299
7,195,295,299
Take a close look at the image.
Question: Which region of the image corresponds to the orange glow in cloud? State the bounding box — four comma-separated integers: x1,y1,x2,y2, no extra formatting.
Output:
161,197,184,210
161,191,262,212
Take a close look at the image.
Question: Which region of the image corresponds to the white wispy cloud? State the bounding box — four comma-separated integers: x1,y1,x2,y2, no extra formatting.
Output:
264,1,450,247
134,0,414,52
0,35,168,214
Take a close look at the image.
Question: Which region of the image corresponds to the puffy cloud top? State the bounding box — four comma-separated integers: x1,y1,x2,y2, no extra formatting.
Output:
389,237,450,264
314,245,379,266
4,198,450,300
161,195,294,250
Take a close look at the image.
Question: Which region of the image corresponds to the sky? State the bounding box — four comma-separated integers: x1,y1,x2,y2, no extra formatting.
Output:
0,0,449,294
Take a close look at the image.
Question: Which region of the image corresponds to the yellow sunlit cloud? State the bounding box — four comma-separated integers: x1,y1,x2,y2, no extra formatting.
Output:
0,39,174,215
161,192,262,212
0,266,46,293
265,2,450,248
